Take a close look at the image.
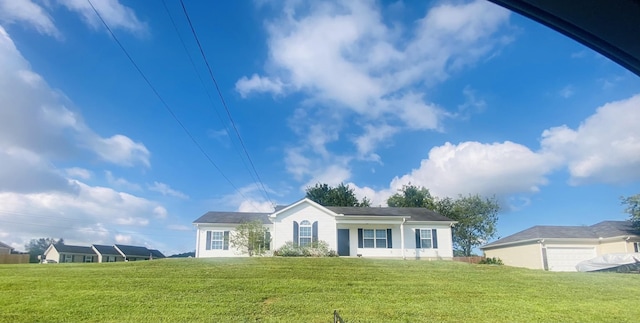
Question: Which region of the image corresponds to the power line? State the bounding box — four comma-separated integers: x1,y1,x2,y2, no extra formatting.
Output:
178,0,274,206
160,0,265,203
86,0,260,207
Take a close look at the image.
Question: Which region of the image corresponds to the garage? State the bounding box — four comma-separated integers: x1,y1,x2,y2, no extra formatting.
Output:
545,247,596,272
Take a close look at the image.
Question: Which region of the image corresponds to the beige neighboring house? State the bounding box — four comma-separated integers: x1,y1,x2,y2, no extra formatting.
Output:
481,221,640,272
44,244,97,263
0,241,13,254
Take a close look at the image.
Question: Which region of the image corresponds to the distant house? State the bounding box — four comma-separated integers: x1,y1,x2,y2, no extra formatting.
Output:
114,244,165,261
481,221,640,272
194,198,456,259
0,241,13,255
42,244,165,263
44,244,97,263
92,245,125,263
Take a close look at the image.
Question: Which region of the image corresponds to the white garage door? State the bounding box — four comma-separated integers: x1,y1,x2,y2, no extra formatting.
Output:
545,247,596,272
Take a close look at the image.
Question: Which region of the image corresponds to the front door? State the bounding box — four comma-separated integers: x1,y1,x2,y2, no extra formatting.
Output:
337,229,350,256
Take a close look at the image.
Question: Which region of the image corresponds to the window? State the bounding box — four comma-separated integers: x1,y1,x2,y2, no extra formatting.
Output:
84,255,93,263
64,254,72,263
299,220,312,246
634,242,640,253
293,220,318,246
105,256,116,262
416,229,438,249
206,231,230,250
359,229,392,249
420,229,432,248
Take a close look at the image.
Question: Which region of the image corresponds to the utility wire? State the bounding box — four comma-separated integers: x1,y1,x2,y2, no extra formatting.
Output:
86,0,258,206
160,0,264,203
179,0,274,206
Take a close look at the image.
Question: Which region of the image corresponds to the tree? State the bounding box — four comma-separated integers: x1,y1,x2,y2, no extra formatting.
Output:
229,220,271,256
305,183,370,207
437,195,500,256
622,194,640,229
387,184,435,209
25,237,64,263
385,185,501,256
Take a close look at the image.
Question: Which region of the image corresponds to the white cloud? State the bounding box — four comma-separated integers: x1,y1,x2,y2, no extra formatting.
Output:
148,182,188,199
59,0,147,36
0,147,74,193
105,171,141,191
559,85,575,98
0,25,150,168
153,206,168,219
389,141,555,198
237,199,275,212
114,234,132,244
0,180,166,250
235,74,284,97
302,164,351,190
541,94,640,185
354,124,398,159
0,0,60,38
65,167,92,180
167,224,191,231
239,0,511,186
92,135,150,168
349,93,640,206
211,183,277,213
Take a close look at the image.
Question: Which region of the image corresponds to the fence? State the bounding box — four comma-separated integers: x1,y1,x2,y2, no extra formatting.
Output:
452,256,485,264
0,254,30,264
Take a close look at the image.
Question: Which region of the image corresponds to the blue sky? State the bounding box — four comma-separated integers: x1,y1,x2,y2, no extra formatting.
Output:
1,0,639,255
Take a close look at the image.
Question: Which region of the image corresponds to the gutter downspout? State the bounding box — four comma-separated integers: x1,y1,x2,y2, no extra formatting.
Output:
401,218,406,260
195,224,200,258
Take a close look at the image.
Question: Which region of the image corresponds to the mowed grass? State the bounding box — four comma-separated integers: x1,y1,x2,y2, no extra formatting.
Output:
1,258,639,322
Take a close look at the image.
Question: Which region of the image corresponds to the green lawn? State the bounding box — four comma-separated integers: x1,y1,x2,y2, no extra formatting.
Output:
1,258,639,322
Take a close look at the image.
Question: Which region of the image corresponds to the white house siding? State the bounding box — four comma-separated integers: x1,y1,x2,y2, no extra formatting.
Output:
44,247,60,263
272,203,337,251
406,223,454,259
196,224,273,257
335,223,454,259
339,224,400,257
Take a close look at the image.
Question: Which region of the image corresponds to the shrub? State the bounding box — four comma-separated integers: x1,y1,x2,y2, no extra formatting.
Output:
478,257,503,265
275,240,338,257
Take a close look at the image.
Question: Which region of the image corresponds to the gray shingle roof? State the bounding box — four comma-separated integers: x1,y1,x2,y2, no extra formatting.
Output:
149,249,166,259
54,244,96,254
195,203,453,224
0,241,13,250
115,244,157,257
326,206,453,221
92,244,121,256
193,212,270,224
482,220,638,248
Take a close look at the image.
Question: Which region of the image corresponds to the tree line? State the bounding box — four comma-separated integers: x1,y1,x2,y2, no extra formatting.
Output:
305,183,500,256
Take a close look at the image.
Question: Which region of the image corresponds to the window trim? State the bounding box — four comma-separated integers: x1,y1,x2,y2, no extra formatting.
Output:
299,220,312,247
361,229,391,249
206,230,230,250
416,228,438,249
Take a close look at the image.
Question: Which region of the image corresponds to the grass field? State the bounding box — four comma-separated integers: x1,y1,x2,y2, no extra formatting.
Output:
1,258,639,322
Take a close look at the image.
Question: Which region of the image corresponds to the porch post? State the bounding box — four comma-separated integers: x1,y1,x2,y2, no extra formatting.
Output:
401,218,406,260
